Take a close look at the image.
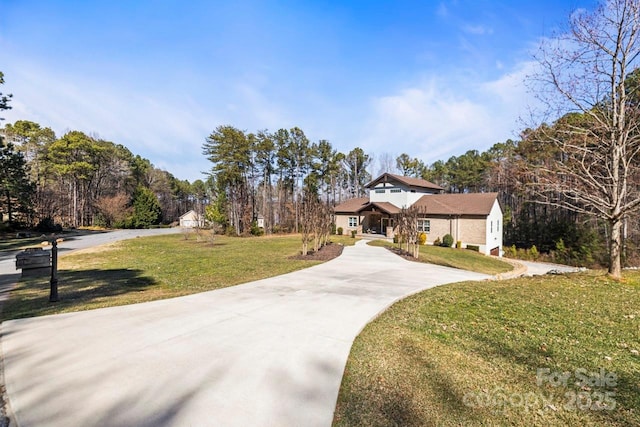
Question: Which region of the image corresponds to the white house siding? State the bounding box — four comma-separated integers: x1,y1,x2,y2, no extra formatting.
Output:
485,200,503,256
370,183,433,208
179,211,204,228
370,183,408,206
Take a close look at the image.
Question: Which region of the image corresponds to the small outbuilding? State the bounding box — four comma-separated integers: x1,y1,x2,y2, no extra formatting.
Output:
179,210,205,228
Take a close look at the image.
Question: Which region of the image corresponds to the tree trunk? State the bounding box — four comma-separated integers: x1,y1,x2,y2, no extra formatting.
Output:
609,217,622,279
5,188,12,224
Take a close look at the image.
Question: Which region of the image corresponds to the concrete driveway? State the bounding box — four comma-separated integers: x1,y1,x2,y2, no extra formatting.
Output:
2,240,489,427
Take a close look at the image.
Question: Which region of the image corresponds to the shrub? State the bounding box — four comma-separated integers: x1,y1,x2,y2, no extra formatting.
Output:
351,229,356,238
456,240,462,249
250,221,264,236
36,217,62,233
467,245,480,252
331,223,337,235
503,245,517,258
442,234,454,248
418,232,427,245
433,237,441,246
337,227,344,236
529,245,539,260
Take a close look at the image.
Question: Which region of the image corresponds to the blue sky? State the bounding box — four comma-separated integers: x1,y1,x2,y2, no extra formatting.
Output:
0,0,597,182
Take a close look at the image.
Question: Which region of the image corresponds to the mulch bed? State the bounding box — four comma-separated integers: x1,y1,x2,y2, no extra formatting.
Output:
386,246,419,262
290,242,344,261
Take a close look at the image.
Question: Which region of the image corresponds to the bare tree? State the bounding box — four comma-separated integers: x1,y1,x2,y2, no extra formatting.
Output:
94,193,131,228
300,195,314,256
375,152,397,176
530,0,640,278
395,206,420,258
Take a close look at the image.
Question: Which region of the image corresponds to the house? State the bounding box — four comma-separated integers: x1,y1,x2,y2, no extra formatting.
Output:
334,173,503,256
179,210,206,228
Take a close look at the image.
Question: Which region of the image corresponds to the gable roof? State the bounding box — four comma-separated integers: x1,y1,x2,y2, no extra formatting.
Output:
179,210,203,219
333,197,369,213
356,201,401,215
413,193,499,216
365,173,444,192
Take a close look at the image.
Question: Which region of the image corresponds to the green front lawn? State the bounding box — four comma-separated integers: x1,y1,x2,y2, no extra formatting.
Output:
334,271,640,426
1,234,356,321
368,240,513,275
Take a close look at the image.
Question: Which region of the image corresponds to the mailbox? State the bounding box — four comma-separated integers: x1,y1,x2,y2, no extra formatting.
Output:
16,247,51,276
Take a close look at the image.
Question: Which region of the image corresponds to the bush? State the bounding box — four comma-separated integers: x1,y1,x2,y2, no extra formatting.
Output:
351,230,356,238
467,244,480,252
337,227,344,236
36,217,62,233
503,244,517,258
331,223,337,235
418,232,427,245
456,240,462,249
442,234,454,248
250,221,264,236
529,245,539,260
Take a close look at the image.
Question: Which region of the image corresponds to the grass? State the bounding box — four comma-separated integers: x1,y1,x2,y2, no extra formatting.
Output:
368,240,514,275
1,233,357,321
333,271,640,426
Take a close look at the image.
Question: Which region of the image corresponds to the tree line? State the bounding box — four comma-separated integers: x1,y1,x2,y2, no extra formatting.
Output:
2,109,637,269
0,119,210,230
202,125,372,235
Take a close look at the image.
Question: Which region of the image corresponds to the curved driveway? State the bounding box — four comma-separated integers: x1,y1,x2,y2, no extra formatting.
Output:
2,240,489,427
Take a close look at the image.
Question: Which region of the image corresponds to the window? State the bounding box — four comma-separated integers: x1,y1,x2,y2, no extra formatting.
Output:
497,219,500,232
390,188,401,193
375,189,385,193
348,216,358,227
490,221,493,233
417,219,430,233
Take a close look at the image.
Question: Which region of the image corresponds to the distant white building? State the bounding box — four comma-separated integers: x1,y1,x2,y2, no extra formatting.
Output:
179,210,205,228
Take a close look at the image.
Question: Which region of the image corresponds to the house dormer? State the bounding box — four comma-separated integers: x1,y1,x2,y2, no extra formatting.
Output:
366,173,444,208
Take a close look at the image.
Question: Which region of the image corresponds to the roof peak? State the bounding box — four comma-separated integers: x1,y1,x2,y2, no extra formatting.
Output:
365,172,444,191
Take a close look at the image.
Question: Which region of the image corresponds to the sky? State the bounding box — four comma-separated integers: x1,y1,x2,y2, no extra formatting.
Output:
0,0,598,182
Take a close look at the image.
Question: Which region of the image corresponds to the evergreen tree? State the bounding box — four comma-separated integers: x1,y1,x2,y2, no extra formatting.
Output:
132,186,162,228
0,138,34,224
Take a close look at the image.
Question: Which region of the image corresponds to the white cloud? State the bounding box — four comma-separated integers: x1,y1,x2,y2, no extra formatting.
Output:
436,2,448,18
462,24,494,35
2,59,219,181
234,81,290,130
359,64,538,164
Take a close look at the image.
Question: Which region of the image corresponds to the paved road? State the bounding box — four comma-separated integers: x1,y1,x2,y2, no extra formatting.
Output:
518,260,580,276
1,240,489,427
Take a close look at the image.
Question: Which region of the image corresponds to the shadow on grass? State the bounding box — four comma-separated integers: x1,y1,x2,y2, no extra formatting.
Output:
2,268,158,321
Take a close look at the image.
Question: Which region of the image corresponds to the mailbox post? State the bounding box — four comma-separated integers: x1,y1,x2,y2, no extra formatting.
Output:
49,239,59,302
